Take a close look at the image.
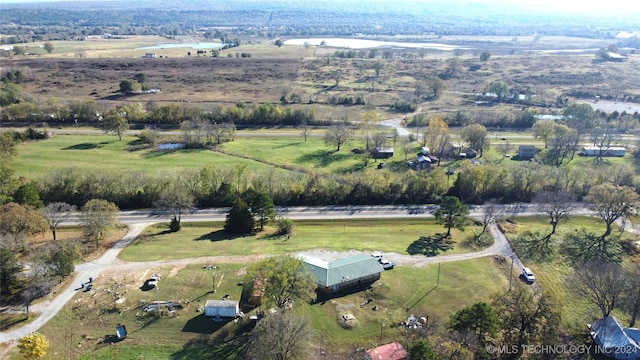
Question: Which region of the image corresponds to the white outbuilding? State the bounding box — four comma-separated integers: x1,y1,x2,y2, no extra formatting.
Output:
204,300,239,318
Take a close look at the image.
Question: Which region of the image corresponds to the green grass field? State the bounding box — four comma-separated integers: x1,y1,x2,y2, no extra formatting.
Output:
14,134,288,179
119,219,484,262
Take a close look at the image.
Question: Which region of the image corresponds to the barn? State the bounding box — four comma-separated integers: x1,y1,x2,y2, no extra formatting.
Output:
300,254,383,294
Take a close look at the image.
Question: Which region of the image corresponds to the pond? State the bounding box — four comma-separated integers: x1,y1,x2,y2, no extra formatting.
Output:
580,100,640,114
283,38,468,50
136,42,225,50
157,143,186,150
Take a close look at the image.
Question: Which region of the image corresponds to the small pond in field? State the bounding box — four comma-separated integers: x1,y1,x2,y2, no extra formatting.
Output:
283,38,468,50
157,143,185,150
136,42,225,50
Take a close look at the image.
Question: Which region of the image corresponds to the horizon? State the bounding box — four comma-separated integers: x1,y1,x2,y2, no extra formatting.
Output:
0,0,639,15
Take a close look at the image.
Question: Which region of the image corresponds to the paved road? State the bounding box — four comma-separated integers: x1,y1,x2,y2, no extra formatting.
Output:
1,204,581,354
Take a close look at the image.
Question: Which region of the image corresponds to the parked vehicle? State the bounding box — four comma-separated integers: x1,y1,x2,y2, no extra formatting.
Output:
380,260,395,270
522,267,535,283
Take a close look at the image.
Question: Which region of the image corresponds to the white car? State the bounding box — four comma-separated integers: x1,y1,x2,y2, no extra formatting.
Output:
522,267,535,283
380,260,395,270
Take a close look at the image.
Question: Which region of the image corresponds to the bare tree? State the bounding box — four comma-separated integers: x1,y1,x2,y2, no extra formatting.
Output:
622,264,640,327
567,261,626,318
300,120,311,142
40,202,76,241
533,191,576,236
80,199,119,248
496,140,512,162
247,310,312,360
323,122,352,151
585,184,638,238
492,286,560,354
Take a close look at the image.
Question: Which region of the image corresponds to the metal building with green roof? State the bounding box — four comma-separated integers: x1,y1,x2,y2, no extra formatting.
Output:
300,254,383,294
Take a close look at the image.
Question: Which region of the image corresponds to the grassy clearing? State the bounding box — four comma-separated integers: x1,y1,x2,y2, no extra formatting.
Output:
14,134,285,179
119,219,484,262
25,257,505,359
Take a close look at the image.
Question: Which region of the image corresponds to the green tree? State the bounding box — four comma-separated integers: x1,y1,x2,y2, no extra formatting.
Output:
102,110,129,140
0,246,22,297
244,190,276,231
49,244,77,281
134,72,148,84
247,311,312,360
408,340,438,360
224,198,254,234
479,51,491,63
0,202,47,251
448,302,498,347
80,199,119,248
0,82,21,106
488,81,509,102
532,119,555,148
563,103,596,134
546,123,579,166
118,79,140,94
249,255,316,308
372,60,384,77
461,123,488,156
434,196,469,237
13,183,43,208
274,39,284,47
43,42,54,54
425,76,445,100
18,332,49,359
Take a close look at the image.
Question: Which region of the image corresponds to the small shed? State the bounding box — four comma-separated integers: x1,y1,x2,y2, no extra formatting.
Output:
517,145,536,160
374,147,394,159
204,300,239,318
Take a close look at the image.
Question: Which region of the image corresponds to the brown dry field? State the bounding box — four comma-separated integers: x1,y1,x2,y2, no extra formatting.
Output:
4,39,640,120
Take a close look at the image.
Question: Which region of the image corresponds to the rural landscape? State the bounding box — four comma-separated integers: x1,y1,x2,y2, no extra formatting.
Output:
2,0,640,359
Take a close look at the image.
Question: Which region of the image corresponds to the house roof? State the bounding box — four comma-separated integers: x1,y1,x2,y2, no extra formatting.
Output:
300,254,383,287
589,315,640,354
205,300,239,308
366,342,408,360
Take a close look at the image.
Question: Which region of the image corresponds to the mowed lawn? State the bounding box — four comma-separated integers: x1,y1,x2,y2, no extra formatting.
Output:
28,257,506,360
119,219,484,262
14,134,283,179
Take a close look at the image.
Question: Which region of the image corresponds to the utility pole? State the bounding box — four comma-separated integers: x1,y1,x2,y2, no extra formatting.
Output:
508,256,514,292
379,322,384,345
436,262,441,287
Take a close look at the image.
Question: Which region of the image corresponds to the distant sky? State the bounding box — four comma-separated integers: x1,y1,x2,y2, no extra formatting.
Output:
0,0,639,16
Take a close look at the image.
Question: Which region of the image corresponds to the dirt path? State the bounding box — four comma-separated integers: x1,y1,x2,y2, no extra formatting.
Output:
0,220,521,356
